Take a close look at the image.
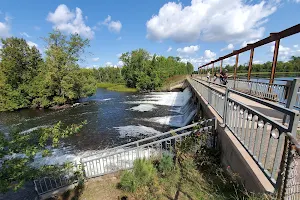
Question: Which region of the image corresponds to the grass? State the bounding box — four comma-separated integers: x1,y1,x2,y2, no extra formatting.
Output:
159,75,188,91
97,82,137,92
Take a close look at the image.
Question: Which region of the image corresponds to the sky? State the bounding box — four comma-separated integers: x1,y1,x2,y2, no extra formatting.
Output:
0,0,300,70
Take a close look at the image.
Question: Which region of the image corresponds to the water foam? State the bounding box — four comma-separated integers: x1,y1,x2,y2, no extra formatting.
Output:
126,87,192,107
129,104,157,112
114,125,161,138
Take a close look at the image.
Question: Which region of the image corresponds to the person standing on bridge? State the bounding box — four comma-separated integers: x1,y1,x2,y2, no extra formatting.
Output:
207,71,211,81
220,69,228,85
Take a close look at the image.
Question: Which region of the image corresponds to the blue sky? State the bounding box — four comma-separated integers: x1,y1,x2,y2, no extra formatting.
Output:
0,0,300,70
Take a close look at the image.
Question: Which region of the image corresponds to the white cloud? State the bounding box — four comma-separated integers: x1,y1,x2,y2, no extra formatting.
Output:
20,32,31,38
253,60,261,64
167,46,172,52
270,44,300,61
204,50,216,60
241,39,260,47
105,62,113,66
221,43,234,51
117,61,124,67
294,0,300,3
146,0,276,43
294,44,299,48
27,41,38,48
177,45,199,54
92,57,100,62
117,53,122,58
0,15,10,38
47,4,94,39
102,15,122,33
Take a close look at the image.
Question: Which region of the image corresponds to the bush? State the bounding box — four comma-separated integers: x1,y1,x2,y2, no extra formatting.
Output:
133,159,157,186
158,154,174,176
120,159,156,193
119,171,137,192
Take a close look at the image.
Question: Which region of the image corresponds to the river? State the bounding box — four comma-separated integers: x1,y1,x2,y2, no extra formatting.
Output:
0,88,196,167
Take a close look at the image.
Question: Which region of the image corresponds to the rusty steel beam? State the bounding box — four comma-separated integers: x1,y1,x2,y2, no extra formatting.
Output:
269,39,280,85
234,54,239,80
220,60,223,72
247,48,254,80
212,63,214,75
198,24,300,69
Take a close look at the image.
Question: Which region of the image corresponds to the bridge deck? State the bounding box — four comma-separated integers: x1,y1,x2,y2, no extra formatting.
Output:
194,78,285,124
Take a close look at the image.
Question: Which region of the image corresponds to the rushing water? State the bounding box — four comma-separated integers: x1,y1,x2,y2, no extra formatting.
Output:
0,88,196,167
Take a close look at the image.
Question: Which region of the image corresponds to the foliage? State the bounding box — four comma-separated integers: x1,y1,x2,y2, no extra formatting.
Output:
0,121,86,193
119,159,157,193
96,82,137,92
120,49,194,91
0,30,96,111
203,56,300,75
158,154,174,176
119,171,137,192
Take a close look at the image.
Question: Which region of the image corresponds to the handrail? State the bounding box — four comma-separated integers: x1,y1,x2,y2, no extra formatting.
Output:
81,118,214,161
228,89,297,117
199,24,300,69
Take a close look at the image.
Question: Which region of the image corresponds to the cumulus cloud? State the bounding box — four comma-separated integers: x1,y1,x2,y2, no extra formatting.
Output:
92,57,100,62
167,46,172,52
294,44,299,48
270,44,300,61
117,61,124,67
146,0,276,43
0,15,10,38
204,50,216,60
47,4,94,39
221,43,234,51
180,49,217,69
105,62,113,66
241,39,260,47
102,15,122,33
177,45,199,54
27,41,38,48
20,32,31,38
253,60,261,64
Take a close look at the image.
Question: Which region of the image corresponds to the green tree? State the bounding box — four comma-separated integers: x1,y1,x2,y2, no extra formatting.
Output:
0,121,86,193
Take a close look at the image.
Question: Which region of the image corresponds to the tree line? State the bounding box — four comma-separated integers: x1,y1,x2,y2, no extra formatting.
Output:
201,56,300,74
0,31,194,112
0,30,97,111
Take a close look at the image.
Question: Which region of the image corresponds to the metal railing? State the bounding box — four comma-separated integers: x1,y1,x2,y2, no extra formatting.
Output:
34,118,216,195
227,78,289,104
187,78,300,194
34,163,81,196
81,119,216,178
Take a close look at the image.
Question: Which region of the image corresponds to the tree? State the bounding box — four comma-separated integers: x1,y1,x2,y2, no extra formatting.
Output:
0,121,86,193
0,37,44,111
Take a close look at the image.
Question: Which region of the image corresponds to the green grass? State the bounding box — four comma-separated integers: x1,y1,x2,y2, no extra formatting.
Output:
97,82,137,92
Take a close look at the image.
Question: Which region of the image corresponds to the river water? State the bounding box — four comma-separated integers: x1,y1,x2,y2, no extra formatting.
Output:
0,88,196,167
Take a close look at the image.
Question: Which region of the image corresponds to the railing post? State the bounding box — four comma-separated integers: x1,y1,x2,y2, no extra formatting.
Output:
222,88,229,126
269,39,280,91
220,60,223,73
247,48,254,80
234,53,239,89
284,78,300,126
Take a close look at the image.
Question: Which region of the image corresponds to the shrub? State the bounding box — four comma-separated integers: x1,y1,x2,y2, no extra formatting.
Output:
133,159,157,186
119,171,137,192
158,154,174,176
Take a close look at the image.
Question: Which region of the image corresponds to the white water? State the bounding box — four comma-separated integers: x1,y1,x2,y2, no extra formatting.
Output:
126,87,192,107
114,125,161,138
129,104,157,112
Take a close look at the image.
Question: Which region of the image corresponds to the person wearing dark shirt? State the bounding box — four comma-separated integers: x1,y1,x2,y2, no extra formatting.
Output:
220,69,228,85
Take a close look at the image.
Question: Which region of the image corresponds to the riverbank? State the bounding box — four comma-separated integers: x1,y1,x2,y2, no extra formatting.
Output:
97,82,138,92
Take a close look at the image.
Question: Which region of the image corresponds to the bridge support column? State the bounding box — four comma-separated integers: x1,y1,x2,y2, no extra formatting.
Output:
269,39,280,86
247,48,254,80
